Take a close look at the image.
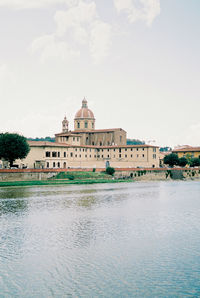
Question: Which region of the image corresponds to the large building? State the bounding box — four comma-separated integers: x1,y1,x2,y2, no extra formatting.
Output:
16,98,159,169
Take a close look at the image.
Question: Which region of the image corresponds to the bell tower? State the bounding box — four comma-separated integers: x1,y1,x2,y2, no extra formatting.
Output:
62,116,69,133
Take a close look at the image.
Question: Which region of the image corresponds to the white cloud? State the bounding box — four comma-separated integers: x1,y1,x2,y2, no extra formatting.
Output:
30,34,80,62
0,0,78,9
90,21,112,64
113,0,160,26
31,0,112,64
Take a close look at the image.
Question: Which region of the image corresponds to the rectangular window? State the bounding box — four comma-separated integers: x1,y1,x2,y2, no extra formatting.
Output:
58,152,60,157
64,152,66,158
70,153,73,157
119,154,121,158
46,151,51,157
125,154,127,158
52,152,57,157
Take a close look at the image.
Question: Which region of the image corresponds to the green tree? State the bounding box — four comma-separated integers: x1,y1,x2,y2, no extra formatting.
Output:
106,166,115,176
190,158,200,167
163,153,179,167
0,133,30,167
178,157,188,167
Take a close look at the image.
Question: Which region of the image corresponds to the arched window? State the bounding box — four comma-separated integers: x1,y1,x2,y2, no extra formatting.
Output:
77,122,80,128
85,121,88,128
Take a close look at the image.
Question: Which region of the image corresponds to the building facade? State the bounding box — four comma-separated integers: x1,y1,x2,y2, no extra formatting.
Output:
172,147,200,159
16,98,159,169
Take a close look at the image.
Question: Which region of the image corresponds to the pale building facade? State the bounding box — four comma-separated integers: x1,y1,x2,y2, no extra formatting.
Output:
20,142,159,169
14,98,159,169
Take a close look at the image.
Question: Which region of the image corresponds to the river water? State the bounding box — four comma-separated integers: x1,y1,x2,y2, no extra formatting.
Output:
0,181,200,297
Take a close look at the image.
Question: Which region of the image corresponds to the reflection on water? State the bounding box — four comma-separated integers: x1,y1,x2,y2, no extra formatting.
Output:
0,181,200,297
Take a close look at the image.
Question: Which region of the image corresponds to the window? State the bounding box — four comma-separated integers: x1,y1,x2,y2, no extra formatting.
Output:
131,154,133,158
46,162,49,168
90,155,91,158
107,149,110,152
85,155,87,158
85,121,88,128
131,148,133,151
77,122,80,128
92,123,94,128
102,155,104,158
52,152,57,157
70,153,73,157
79,155,81,158
153,148,156,152
119,154,121,158
73,137,75,141
142,154,145,158
75,148,77,152
46,151,50,157
53,162,56,167
107,142,110,145
64,152,66,158
58,152,60,157
137,154,139,158
57,162,60,168
100,142,102,146
125,154,127,158
143,148,145,151
125,149,127,152
94,155,96,158
77,137,79,141
153,154,156,159
75,154,77,158
119,148,121,153
107,155,110,158
136,148,138,151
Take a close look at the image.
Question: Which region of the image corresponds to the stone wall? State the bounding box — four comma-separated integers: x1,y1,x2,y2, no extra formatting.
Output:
0,168,199,182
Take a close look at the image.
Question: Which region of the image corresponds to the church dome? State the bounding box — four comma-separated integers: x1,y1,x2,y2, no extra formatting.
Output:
75,98,95,119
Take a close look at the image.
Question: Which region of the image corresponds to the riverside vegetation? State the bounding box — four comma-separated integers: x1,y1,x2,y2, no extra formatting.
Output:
0,168,133,188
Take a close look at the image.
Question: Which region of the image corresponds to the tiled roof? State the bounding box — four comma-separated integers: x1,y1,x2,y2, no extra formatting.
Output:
173,147,200,152
71,128,126,133
28,141,158,149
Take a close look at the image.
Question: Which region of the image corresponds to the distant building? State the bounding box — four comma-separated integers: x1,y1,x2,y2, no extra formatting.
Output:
16,98,159,169
172,146,200,159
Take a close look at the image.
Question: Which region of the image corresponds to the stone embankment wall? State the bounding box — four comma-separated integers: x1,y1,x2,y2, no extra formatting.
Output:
0,168,200,182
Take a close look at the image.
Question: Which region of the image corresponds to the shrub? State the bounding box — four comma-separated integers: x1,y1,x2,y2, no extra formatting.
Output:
67,174,75,180
106,167,115,176
178,157,187,167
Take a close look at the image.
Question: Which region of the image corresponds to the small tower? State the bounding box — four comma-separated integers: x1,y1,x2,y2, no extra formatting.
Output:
62,115,69,133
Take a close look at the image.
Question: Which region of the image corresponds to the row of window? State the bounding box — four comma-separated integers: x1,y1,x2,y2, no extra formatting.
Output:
46,149,157,158
77,122,94,129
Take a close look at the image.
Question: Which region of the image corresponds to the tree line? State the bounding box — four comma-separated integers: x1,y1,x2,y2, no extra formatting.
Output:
164,153,200,168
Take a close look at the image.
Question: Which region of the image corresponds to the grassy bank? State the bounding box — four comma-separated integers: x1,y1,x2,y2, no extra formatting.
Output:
0,178,132,188
0,171,133,187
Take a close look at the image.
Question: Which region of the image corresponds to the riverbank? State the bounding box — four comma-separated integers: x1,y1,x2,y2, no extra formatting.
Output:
0,178,132,188
0,168,199,187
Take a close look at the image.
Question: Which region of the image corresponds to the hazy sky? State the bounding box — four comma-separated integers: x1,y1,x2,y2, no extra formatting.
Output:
0,0,200,147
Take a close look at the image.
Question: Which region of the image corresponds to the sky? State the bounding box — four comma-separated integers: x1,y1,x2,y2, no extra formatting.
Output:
0,0,200,147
